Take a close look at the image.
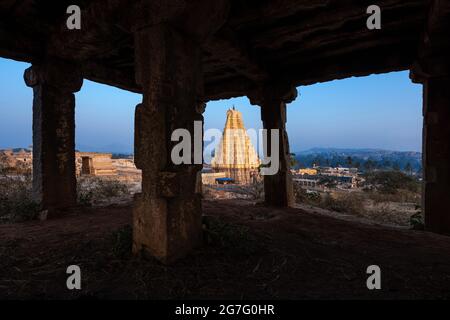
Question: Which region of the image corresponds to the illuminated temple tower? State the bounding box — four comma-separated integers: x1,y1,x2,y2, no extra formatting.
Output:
211,108,260,184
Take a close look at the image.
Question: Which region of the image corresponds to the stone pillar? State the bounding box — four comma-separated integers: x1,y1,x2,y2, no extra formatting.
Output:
250,85,297,207
410,0,450,234
24,60,82,212
420,77,450,234
133,24,204,264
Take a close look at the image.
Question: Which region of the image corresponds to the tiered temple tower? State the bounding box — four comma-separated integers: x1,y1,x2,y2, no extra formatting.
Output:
211,108,260,184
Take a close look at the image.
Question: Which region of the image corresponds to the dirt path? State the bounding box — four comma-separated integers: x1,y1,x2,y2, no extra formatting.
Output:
1,200,450,299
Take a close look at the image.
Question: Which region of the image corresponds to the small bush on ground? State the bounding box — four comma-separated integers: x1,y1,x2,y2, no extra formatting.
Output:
320,193,365,215
410,207,424,230
203,216,260,255
111,225,133,258
0,168,39,223
77,177,129,206
294,181,421,227
364,171,420,194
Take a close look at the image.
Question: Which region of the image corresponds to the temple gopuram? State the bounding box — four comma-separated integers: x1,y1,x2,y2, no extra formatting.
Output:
211,108,260,184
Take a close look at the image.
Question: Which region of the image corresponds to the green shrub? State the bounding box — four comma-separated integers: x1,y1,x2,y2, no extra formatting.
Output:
293,184,321,205
364,171,420,194
77,177,129,206
111,225,133,258
410,207,424,230
320,193,365,215
0,170,39,222
203,216,259,255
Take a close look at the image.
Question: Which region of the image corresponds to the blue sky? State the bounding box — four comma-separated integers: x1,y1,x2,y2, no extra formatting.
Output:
0,58,422,153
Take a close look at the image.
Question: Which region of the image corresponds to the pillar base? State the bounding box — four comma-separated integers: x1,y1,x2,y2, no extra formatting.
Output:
133,192,202,264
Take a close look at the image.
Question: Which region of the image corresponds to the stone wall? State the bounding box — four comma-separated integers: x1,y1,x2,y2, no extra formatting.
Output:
76,152,117,176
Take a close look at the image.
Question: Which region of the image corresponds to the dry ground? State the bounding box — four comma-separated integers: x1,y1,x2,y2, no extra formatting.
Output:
1,199,450,300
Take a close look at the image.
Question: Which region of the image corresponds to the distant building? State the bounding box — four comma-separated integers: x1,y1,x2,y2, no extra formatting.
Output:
297,168,318,176
0,148,32,170
76,152,117,176
294,177,319,188
318,166,358,176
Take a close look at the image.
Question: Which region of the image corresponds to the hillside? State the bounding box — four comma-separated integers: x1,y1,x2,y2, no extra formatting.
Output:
293,148,422,172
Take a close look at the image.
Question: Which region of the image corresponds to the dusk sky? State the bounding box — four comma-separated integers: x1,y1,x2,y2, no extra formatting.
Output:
0,57,422,154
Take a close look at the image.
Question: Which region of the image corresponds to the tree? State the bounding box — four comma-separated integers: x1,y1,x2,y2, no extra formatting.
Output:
405,162,413,175
393,162,400,171
346,156,353,167
364,170,420,194
364,160,375,172
289,153,299,169
383,159,392,169
313,156,321,167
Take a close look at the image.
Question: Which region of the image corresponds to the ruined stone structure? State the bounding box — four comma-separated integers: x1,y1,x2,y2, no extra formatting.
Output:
211,108,260,184
76,152,117,176
1,0,449,262
0,149,32,170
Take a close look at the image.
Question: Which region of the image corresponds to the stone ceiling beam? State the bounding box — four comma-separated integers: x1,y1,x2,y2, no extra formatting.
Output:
229,0,331,30
247,0,424,50
82,62,141,93
282,43,415,86
46,0,132,61
0,21,44,62
203,28,269,82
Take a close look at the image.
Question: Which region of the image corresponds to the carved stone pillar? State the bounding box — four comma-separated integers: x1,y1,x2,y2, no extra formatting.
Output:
410,0,450,234
249,84,297,207
133,24,204,263
24,60,82,212
420,77,450,234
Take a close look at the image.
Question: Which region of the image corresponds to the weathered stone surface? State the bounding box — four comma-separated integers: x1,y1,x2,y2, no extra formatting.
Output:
250,84,297,207
410,0,450,234
132,23,203,264
421,77,450,234
76,152,117,176
24,60,83,211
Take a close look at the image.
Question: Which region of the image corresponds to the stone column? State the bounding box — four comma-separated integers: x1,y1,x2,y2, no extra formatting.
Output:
24,60,82,212
420,76,450,234
133,24,204,264
410,0,450,234
250,85,297,207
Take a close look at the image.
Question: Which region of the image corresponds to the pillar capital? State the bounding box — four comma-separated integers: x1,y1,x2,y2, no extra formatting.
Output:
410,0,450,83
24,60,83,93
248,82,298,106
